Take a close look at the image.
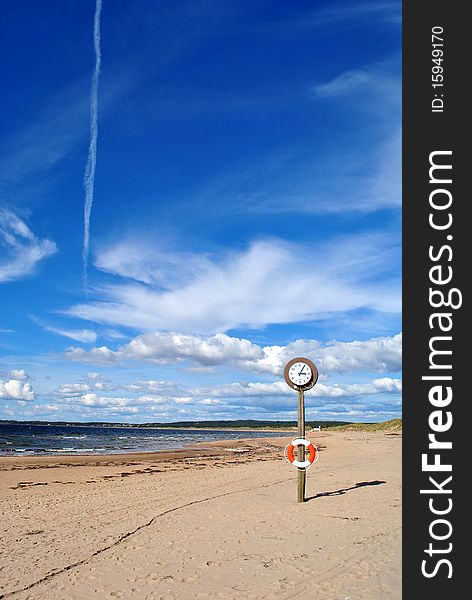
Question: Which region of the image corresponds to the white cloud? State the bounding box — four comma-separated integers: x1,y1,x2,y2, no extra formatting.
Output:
0,370,35,401
121,380,186,394
207,378,401,399
56,382,106,397
79,393,128,408
64,331,402,376
271,333,403,376
304,59,401,215
65,345,117,364
17,347,402,421
49,372,401,421
311,66,399,107
199,398,222,405
32,317,97,343
313,69,373,97
87,371,105,381
300,2,401,30
204,59,400,219
8,369,28,381
54,374,401,404
64,236,400,334
372,377,402,393
94,238,212,286
54,376,193,409
0,209,57,283
53,387,196,417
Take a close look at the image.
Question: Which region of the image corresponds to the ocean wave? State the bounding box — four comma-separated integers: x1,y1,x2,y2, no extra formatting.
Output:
49,448,97,453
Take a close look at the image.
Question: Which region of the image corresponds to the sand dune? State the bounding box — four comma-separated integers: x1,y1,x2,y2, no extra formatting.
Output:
0,431,401,599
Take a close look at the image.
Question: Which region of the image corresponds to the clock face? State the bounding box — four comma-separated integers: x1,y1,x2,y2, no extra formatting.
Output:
288,362,312,386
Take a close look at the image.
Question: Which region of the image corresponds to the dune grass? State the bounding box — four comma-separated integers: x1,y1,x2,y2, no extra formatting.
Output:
329,418,402,432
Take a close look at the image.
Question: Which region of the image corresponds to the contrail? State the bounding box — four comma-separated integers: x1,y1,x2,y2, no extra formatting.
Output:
83,0,103,287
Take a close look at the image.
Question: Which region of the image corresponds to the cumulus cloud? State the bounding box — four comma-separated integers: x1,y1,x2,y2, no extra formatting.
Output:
49,372,401,422
54,374,195,411
53,386,196,418
54,374,401,403
55,376,185,399
8,369,28,381
65,332,262,366
54,327,402,420
65,236,400,334
0,370,35,401
79,393,129,408
121,380,187,395
56,382,107,397
274,333,403,375
206,378,401,399
65,331,402,375
0,209,57,283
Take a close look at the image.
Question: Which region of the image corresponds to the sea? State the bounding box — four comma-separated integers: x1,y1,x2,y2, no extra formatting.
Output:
0,423,286,456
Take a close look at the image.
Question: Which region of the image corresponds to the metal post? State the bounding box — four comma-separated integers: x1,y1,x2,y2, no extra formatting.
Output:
297,388,306,503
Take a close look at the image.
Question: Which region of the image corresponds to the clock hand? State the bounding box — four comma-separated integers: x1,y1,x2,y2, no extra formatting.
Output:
298,365,306,375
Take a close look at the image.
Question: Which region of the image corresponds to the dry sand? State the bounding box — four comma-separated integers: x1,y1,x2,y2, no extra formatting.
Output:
0,431,401,599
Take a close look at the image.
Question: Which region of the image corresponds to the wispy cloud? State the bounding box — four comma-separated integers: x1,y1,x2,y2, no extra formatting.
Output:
0,85,89,196
64,234,400,334
278,60,402,215
295,1,401,30
94,237,212,286
180,61,401,218
311,67,399,103
0,70,139,207
245,1,400,35
83,0,103,284
31,316,97,343
0,209,57,283
276,59,401,215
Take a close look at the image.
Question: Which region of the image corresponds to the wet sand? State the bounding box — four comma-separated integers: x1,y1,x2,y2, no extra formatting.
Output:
0,430,401,599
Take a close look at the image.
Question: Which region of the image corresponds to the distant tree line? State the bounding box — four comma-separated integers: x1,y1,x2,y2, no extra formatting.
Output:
0,419,354,429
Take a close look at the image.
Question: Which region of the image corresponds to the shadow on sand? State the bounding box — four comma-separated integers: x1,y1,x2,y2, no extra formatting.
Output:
305,480,386,502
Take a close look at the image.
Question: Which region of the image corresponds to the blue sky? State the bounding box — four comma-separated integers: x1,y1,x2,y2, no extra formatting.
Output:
0,0,401,423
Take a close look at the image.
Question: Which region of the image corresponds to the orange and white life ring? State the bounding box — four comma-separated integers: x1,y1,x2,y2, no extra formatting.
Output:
285,438,317,469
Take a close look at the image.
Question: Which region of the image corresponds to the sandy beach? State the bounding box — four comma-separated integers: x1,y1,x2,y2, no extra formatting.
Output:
0,430,401,599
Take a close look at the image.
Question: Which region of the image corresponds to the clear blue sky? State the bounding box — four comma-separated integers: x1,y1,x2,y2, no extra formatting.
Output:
1,0,401,423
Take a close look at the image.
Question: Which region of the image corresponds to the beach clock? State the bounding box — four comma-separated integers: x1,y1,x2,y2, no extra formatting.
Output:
284,357,318,391
283,357,319,504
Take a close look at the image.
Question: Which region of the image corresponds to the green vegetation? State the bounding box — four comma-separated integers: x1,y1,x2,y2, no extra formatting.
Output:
1,419,351,429
0,418,402,430
328,419,403,432
137,420,354,429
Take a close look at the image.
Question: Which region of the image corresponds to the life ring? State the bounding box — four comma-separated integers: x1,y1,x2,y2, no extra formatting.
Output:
285,438,317,469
